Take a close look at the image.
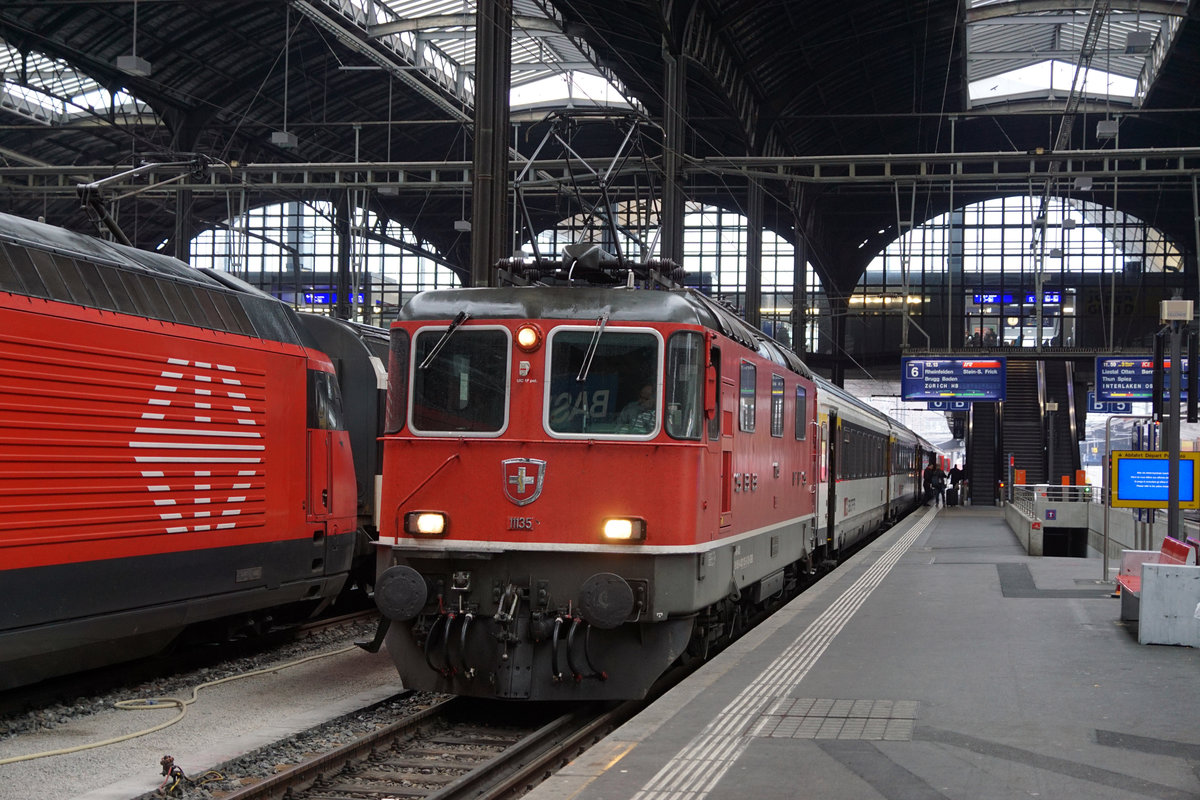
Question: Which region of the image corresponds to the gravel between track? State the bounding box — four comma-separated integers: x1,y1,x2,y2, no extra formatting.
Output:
0,620,422,800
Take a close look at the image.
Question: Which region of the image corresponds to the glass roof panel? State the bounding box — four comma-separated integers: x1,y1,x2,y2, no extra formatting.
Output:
0,42,154,128
965,1,1188,110
375,0,637,110
969,59,1137,105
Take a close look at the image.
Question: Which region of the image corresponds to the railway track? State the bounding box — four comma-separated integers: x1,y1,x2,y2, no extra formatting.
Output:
217,695,636,800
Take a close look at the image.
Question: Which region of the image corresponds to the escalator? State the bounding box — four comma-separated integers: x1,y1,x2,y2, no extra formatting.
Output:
1003,360,1045,484
966,401,1001,506
1043,359,1081,485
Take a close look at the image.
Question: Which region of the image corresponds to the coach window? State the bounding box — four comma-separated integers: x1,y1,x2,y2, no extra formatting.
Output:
794,386,808,440
411,328,508,434
739,361,756,432
666,332,704,440
546,328,659,436
770,375,785,437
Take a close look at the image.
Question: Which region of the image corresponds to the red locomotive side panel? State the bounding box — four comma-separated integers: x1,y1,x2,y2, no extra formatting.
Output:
0,294,355,571
711,349,818,543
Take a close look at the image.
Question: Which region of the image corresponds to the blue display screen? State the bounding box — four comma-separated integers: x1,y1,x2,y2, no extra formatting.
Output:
972,291,1061,305
1111,451,1199,509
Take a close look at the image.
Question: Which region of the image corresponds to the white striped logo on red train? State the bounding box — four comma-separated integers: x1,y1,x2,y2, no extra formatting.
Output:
132,356,263,535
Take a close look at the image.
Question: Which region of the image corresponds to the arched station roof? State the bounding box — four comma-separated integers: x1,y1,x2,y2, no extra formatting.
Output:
0,0,1197,295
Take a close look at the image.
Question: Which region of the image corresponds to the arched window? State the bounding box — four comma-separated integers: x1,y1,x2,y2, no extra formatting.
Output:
852,195,1185,352
190,200,460,326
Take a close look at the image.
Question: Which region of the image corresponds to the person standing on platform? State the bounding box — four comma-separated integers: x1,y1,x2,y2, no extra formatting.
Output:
948,463,964,506
948,463,963,489
929,463,947,507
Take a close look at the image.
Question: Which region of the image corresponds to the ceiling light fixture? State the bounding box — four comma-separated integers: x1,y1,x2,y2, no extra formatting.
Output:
271,7,298,149
116,0,151,76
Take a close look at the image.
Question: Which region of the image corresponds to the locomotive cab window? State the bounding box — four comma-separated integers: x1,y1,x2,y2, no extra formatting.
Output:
708,345,721,441
666,332,704,440
385,329,411,434
546,328,660,436
308,369,346,431
411,327,509,435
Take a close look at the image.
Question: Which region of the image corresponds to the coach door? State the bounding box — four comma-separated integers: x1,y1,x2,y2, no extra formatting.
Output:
824,413,838,553
885,435,895,520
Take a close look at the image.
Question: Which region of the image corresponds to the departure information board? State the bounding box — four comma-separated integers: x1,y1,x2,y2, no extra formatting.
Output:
901,358,1006,401
1095,357,1188,401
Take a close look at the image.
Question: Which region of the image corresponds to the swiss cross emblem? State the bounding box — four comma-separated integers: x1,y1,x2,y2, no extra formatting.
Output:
502,458,546,506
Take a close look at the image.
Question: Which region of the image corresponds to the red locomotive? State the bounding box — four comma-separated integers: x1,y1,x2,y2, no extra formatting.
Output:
374,283,937,700
0,212,359,689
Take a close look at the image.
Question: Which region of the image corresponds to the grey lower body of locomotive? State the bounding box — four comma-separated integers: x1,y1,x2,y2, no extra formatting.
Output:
374,521,813,700
0,536,354,690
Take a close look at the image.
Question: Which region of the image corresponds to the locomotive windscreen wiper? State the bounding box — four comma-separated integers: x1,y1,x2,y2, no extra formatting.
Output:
576,311,610,382
419,311,470,369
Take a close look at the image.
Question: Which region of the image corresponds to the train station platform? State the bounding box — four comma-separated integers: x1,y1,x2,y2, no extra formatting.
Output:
526,505,1200,800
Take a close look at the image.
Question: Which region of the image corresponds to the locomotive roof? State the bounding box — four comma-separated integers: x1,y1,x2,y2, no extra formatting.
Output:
0,211,316,350
0,211,219,289
398,286,813,379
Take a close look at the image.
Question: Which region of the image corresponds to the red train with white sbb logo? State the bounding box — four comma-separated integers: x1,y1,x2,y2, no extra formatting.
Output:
0,212,362,689
374,282,939,700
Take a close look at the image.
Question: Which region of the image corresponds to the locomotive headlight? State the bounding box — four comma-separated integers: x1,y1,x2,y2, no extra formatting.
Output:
405,511,448,536
602,517,646,542
515,324,543,352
